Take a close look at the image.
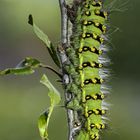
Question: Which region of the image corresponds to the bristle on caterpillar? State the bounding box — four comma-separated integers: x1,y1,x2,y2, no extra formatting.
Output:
64,0,110,140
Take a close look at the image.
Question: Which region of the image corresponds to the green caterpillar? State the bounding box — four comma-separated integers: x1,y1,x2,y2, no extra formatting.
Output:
63,0,109,139
0,0,117,140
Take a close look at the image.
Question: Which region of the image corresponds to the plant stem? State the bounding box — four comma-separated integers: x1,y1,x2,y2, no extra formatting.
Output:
59,0,74,140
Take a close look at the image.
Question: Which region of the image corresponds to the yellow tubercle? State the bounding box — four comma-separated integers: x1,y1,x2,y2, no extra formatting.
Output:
85,4,89,8
100,37,104,43
91,47,96,52
91,62,95,67
87,33,91,37
95,9,100,15
78,48,83,53
99,50,103,55
82,33,86,38
92,79,97,84
101,110,106,115
83,47,88,51
95,22,100,27
96,124,101,129
93,95,97,100
83,20,88,25
99,63,103,68
83,63,88,67
100,78,104,83
102,25,107,33
91,133,99,140
93,33,97,39
101,94,105,99
103,11,108,19
101,124,105,129
94,110,99,115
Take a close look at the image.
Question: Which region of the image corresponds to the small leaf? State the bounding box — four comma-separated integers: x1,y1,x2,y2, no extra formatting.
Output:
40,74,61,106
28,14,60,67
39,74,61,140
16,57,40,68
28,15,51,50
0,67,34,75
0,57,41,75
38,110,49,140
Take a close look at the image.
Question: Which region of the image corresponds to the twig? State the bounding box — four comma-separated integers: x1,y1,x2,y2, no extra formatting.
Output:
59,0,68,45
59,0,74,140
40,64,62,78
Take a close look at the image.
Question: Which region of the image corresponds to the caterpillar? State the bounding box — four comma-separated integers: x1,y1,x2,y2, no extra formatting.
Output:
63,0,110,139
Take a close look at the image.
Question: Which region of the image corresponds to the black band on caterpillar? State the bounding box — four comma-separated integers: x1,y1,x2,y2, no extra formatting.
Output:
83,78,104,85
92,1,102,7
79,61,103,69
81,32,104,44
90,123,105,130
78,46,103,55
94,9,108,19
85,93,105,100
87,109,106,117
82,20,107,33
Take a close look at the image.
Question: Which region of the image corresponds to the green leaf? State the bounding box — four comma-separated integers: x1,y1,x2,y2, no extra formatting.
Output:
39,74,61,140
0,57,41,75
28,14,60,67
16,57,41,68
38,110,50,140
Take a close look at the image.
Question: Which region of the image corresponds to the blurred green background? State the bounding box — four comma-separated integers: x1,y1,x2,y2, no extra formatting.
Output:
0,0,139,140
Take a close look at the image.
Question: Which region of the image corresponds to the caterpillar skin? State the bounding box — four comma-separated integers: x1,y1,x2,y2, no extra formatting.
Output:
64,0,109,140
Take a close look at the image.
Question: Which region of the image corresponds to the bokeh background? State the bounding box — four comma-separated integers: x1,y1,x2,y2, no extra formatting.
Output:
0,0,139,140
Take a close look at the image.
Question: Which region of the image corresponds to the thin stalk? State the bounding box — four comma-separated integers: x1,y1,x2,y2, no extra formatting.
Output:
59,0,74,140
59,0,68,45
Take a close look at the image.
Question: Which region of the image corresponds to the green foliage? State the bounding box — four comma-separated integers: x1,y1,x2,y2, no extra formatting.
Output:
0,57,41,75
40,74,61,106
28,14,60,67
38,74,61,140
0,13,62,140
